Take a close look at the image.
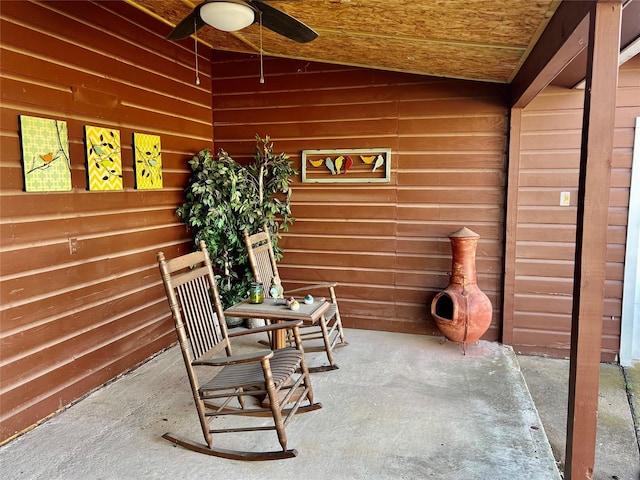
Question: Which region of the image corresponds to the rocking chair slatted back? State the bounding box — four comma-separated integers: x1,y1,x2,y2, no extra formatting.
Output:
160,251,229,362
175,275,224,360
244,229,278,295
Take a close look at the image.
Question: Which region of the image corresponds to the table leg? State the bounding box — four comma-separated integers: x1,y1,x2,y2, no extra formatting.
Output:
272,320,286,349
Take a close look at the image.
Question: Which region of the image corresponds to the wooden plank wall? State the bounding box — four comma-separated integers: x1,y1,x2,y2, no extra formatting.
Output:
0,1,212,442
210,52,508,338
508,56,640,361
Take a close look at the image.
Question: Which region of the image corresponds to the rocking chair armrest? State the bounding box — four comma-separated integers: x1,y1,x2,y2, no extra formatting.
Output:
227,320,303,338
193,350,274,366
284,283,338,295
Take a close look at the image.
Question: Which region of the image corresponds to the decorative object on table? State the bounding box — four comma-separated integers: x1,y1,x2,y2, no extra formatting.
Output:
289,299,300,311
84,125,123,191
249,282,264,304
133,132,162,189
176,135,296,315
19,115,71,192
304,294,314,305
430,227,493,354
269,276,284,301
301,148,391,183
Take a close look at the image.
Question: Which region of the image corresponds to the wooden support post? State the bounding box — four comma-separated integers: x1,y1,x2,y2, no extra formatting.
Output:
565,2,621,479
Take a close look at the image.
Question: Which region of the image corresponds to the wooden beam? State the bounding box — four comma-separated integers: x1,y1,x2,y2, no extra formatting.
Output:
564,1,622,479
511,1,594,108
568,0,640,88
501,108,522,345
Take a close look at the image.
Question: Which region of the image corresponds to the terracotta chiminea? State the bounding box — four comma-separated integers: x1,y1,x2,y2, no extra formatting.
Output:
430,227,492,348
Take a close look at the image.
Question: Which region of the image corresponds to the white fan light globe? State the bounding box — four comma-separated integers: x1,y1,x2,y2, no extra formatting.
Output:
200,2,255,32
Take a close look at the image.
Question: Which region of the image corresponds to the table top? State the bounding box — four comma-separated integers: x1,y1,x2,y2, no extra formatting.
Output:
224,298,331,323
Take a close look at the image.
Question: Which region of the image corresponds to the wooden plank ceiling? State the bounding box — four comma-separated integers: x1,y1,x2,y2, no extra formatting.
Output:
125,0,562,84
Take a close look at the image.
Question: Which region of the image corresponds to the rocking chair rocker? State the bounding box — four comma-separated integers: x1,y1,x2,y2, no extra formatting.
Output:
157,241,322,460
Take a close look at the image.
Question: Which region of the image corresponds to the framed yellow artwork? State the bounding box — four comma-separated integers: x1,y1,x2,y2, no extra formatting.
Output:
133,132,163,189
84,125,123,191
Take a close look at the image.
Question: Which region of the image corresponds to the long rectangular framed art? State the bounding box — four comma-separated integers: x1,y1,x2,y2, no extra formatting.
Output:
301,148,391,183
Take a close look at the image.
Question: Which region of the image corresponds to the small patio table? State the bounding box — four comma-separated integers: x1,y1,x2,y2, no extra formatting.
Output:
223,298,331,350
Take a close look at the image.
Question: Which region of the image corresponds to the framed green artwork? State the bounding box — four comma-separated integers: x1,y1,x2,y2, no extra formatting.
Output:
19,115,72,192
85,125,123,191
133,132,163,189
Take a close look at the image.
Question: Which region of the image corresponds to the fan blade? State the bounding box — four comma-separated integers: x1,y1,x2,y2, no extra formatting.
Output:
252,1,318,43
167,4,206,40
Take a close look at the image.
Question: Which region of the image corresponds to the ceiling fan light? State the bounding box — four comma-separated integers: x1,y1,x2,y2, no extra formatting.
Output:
200,2,255,32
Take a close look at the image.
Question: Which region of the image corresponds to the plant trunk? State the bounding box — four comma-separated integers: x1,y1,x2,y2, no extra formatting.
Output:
258,164,264,204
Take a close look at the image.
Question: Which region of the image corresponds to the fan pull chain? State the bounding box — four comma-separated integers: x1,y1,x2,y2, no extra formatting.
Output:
259,10,264,84
194,17,201,86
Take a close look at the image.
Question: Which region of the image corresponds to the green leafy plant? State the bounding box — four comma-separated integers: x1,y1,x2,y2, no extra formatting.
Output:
177,135,296,309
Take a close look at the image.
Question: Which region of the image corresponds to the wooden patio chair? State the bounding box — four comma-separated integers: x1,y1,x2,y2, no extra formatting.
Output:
243,226,348,372
157,241,322,461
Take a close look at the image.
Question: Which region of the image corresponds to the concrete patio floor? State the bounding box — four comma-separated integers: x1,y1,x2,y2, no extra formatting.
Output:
0,329,640,480
4,328,638,480
1,328,564,479
518,355,640,480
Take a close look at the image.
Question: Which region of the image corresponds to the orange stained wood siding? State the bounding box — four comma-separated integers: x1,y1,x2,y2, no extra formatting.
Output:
210,51,508,338
507,56,640,361
0,1,212,442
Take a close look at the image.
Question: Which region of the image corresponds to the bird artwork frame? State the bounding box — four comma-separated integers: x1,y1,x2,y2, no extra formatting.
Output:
84,125,123,191
133,132,163,190
301,148,391,183
19,115,72,192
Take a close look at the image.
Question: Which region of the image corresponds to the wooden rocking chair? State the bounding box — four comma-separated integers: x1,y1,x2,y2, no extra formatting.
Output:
157,241,322,461
243,226,348,372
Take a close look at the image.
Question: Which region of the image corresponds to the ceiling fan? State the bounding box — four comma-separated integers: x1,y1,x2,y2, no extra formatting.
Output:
167,0,318,43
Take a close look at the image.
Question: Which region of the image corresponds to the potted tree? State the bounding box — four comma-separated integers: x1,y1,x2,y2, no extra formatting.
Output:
177,135,296,318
